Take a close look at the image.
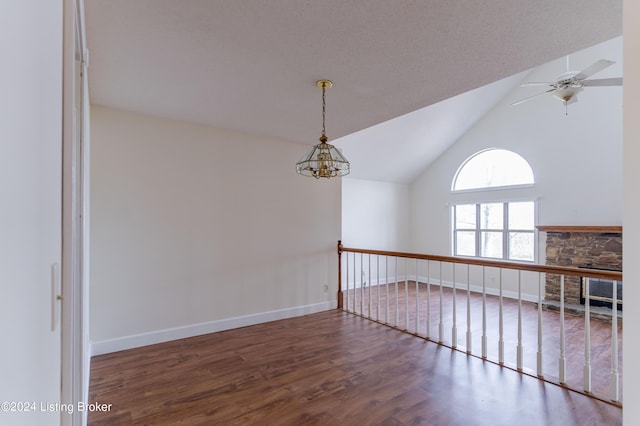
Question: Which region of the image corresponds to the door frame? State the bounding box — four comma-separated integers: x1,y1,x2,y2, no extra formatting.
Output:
61,0,90,425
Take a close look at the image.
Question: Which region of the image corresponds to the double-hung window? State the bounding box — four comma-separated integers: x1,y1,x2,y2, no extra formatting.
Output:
452,149,536,262
453,201,535,261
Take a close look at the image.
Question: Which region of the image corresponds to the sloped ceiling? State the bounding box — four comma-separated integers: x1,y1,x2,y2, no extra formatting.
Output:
85,0,622,181
335,71,528,183
339,35,623,184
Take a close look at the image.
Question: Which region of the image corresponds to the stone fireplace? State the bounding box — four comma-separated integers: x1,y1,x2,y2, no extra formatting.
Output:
538,226,622,311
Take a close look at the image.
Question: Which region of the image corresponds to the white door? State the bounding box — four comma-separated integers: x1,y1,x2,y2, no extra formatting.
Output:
0,1,65,425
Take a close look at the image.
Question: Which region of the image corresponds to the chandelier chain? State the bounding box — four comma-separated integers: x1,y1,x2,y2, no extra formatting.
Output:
321,85,326,139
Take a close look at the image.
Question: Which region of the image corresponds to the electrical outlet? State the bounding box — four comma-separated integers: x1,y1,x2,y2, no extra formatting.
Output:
323,284,329,293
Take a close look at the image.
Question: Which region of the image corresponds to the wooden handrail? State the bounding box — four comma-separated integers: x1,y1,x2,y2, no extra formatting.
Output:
337,240,623,403
337,242,622,281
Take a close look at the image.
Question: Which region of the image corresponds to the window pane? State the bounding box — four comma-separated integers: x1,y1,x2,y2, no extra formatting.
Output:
480,203,503,229
453,149,535,191
456,231,476,256
480,231,503,258
455,204,476,229
451,200,535,261
509,232,534,261
509,202,534,230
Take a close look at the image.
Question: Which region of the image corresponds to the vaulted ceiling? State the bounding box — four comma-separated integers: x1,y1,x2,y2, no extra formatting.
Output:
85,1,622,182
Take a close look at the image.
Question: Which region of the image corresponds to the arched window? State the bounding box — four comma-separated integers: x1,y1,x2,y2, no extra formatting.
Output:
452,148,534,191
451,149,536,262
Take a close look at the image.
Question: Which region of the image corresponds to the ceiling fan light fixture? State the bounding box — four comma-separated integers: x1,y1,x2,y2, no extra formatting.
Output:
552,86,583,103
296,80,350,179
512,58,621,113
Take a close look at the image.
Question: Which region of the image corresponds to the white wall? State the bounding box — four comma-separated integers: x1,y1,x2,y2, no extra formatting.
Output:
342,178,410,251
411,37,622,260
623,0,640,421
341,178,410,290
90,107,341,353
0,1,63,425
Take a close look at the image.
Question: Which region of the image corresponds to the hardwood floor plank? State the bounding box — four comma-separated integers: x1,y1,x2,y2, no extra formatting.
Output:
346,283,622,401
89,310,620,425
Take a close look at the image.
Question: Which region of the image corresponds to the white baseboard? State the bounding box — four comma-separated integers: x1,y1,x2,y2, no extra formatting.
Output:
90,300,336,356
348,276,538,303
418,277,538,302
415,276,539,303
346,275,409,289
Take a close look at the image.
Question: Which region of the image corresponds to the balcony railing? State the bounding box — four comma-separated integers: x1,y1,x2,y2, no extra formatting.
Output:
337,241,622,405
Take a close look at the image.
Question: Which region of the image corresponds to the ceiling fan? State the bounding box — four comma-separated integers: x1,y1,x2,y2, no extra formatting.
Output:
512,58,622,114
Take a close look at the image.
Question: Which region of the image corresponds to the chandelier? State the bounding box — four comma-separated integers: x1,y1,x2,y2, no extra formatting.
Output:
296,80,350,179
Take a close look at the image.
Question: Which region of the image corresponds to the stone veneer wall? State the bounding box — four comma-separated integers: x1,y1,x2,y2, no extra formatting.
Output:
545,232,622,305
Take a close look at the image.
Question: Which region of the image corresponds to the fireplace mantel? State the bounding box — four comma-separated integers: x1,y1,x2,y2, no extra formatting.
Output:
536,225,622,233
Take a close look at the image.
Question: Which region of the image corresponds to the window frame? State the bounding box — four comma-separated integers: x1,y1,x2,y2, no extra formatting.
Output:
451,148,535,193
450,148,537,263
451,200,537,263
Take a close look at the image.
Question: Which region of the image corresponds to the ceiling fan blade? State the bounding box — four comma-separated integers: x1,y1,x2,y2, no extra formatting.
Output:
512,88,556,106
574,59,615,81
520,82,554,87
582,77,623,87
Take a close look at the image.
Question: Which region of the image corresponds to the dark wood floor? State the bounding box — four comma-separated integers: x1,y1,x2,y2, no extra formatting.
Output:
345,283,623,402
88,310,621,425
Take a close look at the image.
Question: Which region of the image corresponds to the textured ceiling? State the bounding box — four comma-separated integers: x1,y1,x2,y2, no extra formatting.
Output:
85,0,622,180
336,71,528,183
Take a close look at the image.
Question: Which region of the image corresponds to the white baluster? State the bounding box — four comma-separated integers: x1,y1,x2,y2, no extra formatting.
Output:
452,264,457,349
405,258,409,330
439,262,444,343
376,255,380,322
385,256,389,324
517,270,523,371
345,251,349,312
499,269,504,365
537,272,543,377
368,254,372,319
610,280,619,402
395,257,399,327
559,274,566,384
465,265,472,353
426,260,431,339
353,253,357,314
360,253,364,316
415,259,419,334
482,266,487,359
583,277,591,393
